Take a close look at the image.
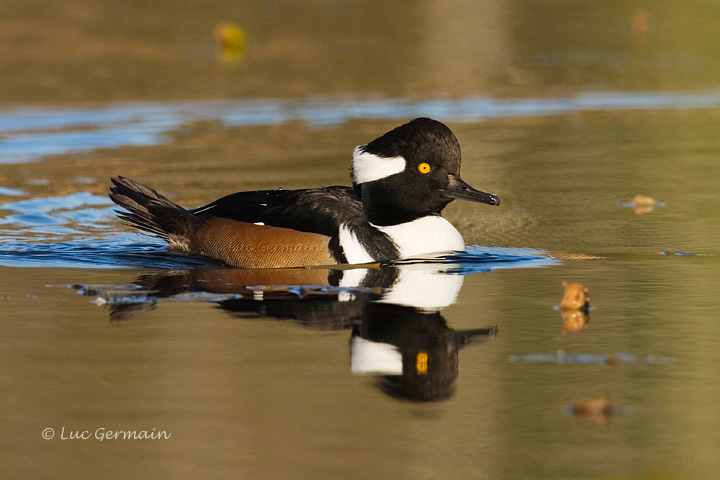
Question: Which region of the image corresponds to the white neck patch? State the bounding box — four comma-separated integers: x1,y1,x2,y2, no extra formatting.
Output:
352,147,406,184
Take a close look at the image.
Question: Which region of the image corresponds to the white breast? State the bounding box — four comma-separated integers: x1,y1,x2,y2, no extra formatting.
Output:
339,216,465,264
374,215,466,259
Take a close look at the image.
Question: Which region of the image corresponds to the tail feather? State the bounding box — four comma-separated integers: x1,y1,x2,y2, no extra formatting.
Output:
109,176,201,250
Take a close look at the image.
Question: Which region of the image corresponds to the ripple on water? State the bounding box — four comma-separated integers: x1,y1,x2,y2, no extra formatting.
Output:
0,235,215,269
0,192,117,240
0,186,26,196
0,234,556,271
1,189,559,269
1,192,111,213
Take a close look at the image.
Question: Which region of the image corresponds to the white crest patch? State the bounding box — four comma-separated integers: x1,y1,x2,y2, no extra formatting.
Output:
350,337,403,375
352,147,406,185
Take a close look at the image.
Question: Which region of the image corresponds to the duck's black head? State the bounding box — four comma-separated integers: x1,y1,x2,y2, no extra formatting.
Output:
352,118,500,226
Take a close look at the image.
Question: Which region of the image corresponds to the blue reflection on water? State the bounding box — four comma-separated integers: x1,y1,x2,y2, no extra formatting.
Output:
0,235,214,269
0,127,163,159
1,192,110,213
0,193,115,237
394,246,558,274
2,89,720,163
0,193,115,246
0,190,207,268
0,186,25,196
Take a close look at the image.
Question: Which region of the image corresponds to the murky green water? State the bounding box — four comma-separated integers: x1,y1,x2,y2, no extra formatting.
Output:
2,2,720,479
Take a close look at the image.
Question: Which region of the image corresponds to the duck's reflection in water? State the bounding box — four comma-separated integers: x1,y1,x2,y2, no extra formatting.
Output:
352,301,496,401
104,262,497,402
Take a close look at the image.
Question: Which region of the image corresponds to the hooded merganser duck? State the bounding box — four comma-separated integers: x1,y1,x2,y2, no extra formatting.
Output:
109,117,500,268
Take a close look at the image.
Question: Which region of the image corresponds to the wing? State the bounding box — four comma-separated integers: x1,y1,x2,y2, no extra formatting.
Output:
191,186,364,237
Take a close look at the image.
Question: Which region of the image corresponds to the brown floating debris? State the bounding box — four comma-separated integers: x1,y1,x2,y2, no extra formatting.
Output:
619,194,665,214
560,281,589,310
568,396,617,423
560,282,590,335
560,309,590,334
631,194,656,214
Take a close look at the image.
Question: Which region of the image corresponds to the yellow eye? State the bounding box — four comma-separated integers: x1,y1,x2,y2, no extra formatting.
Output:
418,163,431,174
416,351,428,374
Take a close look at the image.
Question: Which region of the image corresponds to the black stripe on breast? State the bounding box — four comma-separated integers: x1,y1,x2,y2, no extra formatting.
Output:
342,222,400,262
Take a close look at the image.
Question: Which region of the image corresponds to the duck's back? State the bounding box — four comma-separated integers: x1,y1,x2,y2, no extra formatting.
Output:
192,186,363,237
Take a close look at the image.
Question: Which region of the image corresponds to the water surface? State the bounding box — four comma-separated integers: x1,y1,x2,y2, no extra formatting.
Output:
2,2,720,479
